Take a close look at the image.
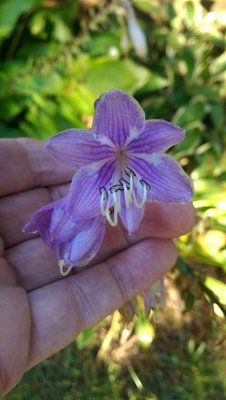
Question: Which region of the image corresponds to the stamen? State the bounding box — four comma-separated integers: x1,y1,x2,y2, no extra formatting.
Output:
100,188,120,227
99,186,108,199
112,189,121,213
132,183,148,208
100,187,108,216
99,172,151,228
119,178,130,190
121,179,132,207
58,259,73,276
104,190,119,226
105,207,118,227
140,179,151,189
129,172,133,193
109,184,124,193
125,167,136,178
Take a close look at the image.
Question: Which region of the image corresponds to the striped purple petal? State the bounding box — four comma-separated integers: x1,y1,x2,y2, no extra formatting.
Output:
46,129,115,168
93,90,145,147
128,154,194,203
126,120,185,154
68,160,116,218
49,202,84,246
119,185,145,234
57,215,105,268
23,199,61,247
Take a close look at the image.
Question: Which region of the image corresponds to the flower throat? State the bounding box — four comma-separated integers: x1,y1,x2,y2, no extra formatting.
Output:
99,167,150,227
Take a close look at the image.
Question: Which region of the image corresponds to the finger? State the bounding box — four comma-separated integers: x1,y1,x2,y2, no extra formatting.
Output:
0,286,31,396
0,139,73,197
6,238,60,291
0,184,70,248
130,202,196,241
0,238,17,286
27,238,178,368
94,202,195,263
6,203,195,291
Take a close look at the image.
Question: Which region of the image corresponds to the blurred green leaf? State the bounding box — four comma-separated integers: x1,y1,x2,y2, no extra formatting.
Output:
51,15,72,43
132,0,157,14
210,51,226,76
29,11,46,36
0,0,40,40
209,103,224,129
137,72,168,93
185,1,195,26
13,72,63,96
172,98,205,128
85,58,150,97
84,32,120,57
171,127,201,158
76,328,93,350
0,97,23,121
182,47,196,79
0,123,23,138
205,277,226,305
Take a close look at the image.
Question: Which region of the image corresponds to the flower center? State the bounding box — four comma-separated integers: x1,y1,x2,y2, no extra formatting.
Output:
99,168,150,227
117,149,127,170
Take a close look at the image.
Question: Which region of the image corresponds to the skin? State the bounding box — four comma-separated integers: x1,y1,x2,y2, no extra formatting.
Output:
0,139,195,397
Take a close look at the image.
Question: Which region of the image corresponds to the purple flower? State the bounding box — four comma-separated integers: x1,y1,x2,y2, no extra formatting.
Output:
25,89,194,275
47,90,193,230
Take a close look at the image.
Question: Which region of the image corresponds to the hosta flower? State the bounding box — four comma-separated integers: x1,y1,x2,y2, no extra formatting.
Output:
25,89,193,275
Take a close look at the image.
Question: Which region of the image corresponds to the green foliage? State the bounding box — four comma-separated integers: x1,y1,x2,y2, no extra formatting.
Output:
1,0,225,397
0,0,41,39
5,321,226,400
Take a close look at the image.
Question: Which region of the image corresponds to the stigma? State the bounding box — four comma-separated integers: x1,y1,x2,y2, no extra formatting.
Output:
100,169,150,227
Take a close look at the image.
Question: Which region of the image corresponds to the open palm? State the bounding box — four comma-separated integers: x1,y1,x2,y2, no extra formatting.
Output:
0,139,195,396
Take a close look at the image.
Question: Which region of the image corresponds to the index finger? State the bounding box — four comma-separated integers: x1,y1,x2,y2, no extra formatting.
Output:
0,139,74,196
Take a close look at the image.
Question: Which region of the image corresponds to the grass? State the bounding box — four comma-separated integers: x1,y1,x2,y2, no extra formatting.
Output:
6,283,226,400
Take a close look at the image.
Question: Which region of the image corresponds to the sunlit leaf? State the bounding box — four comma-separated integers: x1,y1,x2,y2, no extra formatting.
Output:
85,58,150,97
0,0,40,40
205,277,226,305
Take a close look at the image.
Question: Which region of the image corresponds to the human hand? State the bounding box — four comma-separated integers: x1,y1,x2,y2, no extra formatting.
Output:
0,139,195,396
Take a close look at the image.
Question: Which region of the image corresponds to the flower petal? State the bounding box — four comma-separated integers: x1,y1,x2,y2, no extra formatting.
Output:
49,202,83,245
126,120,185,154
68,160,116,218
23,200,60,247
58,216,105,267
93,90,145,147
128,154,194,203
46,129,114,168
119,187,145,234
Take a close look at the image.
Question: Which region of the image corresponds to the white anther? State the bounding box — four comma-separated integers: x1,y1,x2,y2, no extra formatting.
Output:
58,259,73,276
132,183,148,208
